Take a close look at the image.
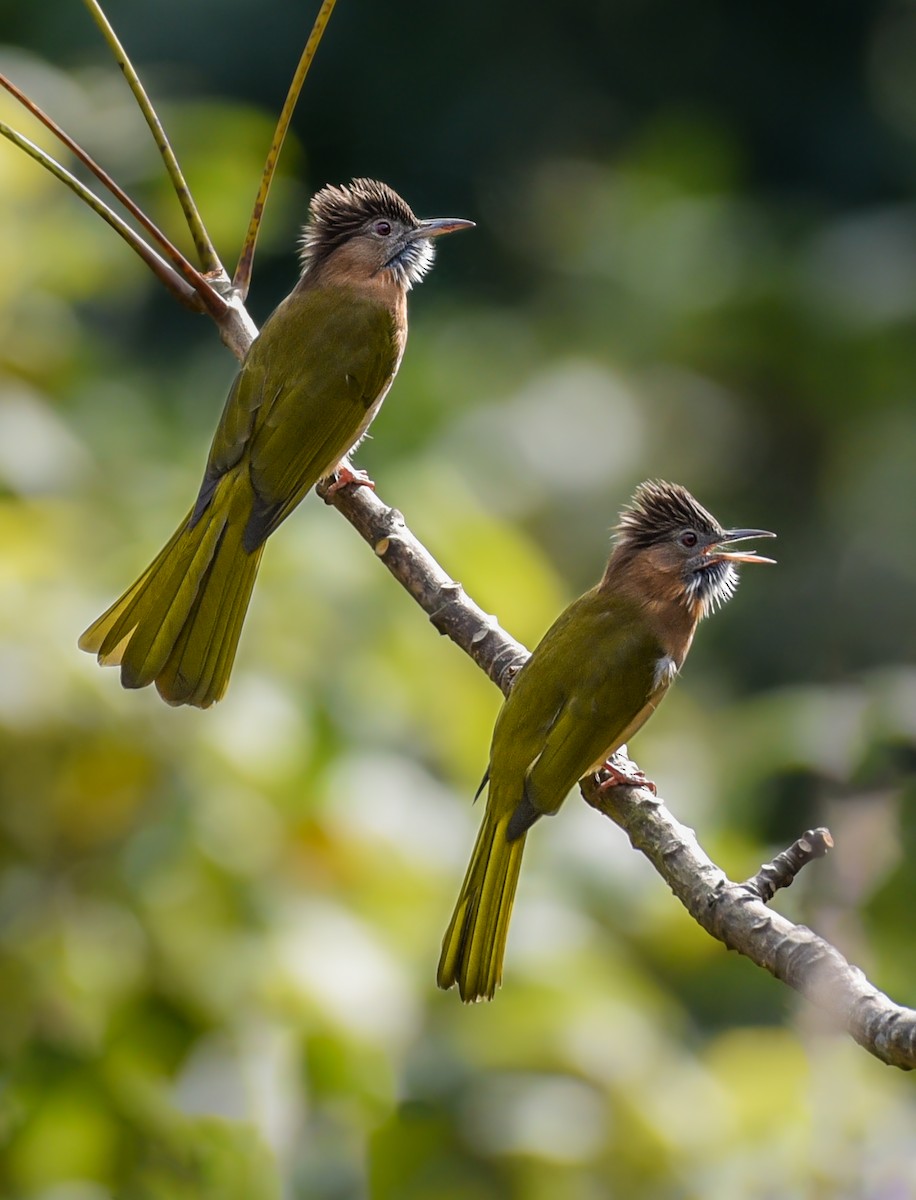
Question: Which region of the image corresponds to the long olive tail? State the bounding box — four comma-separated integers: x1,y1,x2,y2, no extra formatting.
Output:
79,493,263,708
437,810,526,1002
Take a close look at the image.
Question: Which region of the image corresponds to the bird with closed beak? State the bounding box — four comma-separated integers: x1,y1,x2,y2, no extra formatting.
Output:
438,480,775,1002
80,178,473,707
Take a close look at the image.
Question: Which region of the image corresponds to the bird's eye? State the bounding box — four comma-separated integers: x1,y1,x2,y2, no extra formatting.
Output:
374,220,392,237
680,531,698,548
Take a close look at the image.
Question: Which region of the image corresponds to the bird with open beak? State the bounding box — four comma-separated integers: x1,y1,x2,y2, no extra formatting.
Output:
438,480,776,1002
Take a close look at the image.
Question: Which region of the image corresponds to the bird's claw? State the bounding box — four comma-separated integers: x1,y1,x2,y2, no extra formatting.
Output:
325,464,376,497
597,751,657,794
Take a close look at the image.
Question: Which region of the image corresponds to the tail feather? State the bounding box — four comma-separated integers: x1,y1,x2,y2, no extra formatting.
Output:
484,839,525,998
152,526,228,703
193,542,262,706
81,517,192,665
156,530,263,707
437,810,526,1002
79,488,262,708
117,515,226,690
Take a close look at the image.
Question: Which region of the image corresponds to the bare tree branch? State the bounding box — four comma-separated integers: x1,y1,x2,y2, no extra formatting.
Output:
317,482,530,693
582,777,916,1069
319,477,916,1070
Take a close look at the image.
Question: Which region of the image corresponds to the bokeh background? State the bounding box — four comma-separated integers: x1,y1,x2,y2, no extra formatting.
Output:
2,1,916,1196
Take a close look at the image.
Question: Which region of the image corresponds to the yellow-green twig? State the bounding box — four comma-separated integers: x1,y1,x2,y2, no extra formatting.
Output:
81,0,222,276
233,0,338,298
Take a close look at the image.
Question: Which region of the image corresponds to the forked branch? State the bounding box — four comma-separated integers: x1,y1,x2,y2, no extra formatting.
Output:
583,779,916,1069
3,0,338,314
743,827,834,902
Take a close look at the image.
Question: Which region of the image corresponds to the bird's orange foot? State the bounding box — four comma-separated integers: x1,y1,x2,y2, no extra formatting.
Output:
325,464,376,497
597,752,657,794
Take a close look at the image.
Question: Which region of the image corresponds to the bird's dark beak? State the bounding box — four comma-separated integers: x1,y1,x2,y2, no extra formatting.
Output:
707,528,777,566
410,217,475,240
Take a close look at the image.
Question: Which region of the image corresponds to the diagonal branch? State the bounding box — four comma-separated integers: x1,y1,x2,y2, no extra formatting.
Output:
582,778,916,1069
0,120,204,311
0,72,228,318
317,482,530,692
320,480,916,1071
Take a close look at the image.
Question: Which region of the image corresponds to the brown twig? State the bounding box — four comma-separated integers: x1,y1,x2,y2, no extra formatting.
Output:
0,72,227,318
0,119,205,312
743,827,834,903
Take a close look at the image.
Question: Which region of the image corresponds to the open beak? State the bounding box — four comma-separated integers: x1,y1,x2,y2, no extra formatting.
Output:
706,528,777,566
410,217,475,240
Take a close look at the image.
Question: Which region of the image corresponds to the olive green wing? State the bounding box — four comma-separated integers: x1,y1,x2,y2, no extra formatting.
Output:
190,358,268,525
243,289,400,547
190,287,400,547
488,589,668,833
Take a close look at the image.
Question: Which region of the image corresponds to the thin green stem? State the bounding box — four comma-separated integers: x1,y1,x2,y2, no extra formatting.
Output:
81,0,223,275
0,121,206,312
0,71,221,306
232,0,338,298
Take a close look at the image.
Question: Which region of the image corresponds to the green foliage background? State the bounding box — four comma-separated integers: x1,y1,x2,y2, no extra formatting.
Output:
2,1,916,1196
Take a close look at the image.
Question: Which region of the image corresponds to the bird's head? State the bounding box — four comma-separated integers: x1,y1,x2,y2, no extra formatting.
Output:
299,178,473,290
612,480,776,618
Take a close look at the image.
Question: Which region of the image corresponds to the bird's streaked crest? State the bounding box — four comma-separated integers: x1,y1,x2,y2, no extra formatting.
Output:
616,480,723,550
299,178,419,271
